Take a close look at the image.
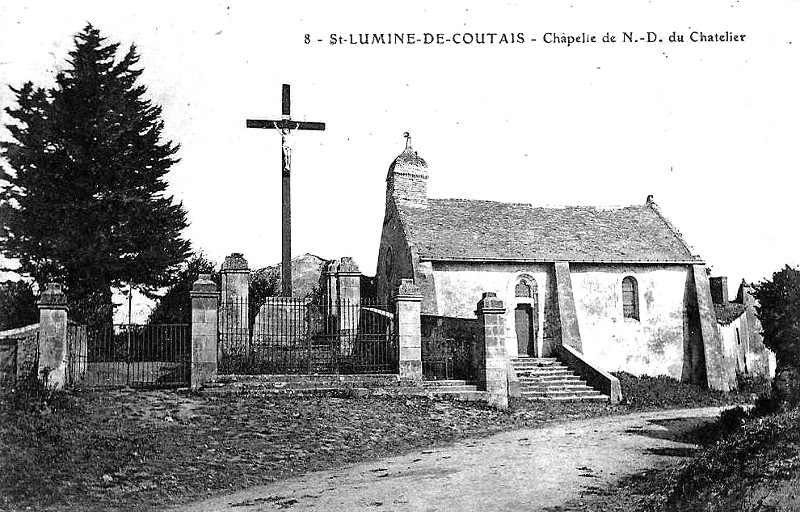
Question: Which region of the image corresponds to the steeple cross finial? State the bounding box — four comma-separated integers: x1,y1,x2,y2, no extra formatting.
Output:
403,131,412,150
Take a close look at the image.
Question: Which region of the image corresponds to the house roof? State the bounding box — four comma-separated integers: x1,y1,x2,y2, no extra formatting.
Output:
714,303,746,325
396,199,701,263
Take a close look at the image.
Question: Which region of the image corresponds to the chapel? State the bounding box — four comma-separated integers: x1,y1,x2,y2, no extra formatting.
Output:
376,136,772,391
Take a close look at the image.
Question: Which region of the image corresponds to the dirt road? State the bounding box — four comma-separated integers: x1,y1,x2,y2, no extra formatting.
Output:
172,406,723,512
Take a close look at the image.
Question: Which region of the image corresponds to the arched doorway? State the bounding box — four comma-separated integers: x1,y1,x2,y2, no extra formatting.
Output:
514,278,539,357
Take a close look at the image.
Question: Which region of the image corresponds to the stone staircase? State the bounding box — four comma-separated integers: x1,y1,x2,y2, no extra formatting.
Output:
511,357,610,401
202,374,487,401
408,380,487,401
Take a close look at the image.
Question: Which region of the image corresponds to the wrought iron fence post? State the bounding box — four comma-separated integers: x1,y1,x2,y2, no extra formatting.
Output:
306,300,313,374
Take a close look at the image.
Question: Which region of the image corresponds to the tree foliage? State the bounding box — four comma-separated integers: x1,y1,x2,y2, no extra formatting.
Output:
753,265,800,409
753,265,800,365
147,253,218,325
0,280,38,330
0,24,190,323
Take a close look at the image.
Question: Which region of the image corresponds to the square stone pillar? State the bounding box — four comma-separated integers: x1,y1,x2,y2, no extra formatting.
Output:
476,292,509,408
336,257,361,356
395,279,422,381
191,274,219,390
37,283,69,389
220,253,249,349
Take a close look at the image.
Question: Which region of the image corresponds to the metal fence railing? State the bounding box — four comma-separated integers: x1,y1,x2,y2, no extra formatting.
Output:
219,297,397,375
69,323,190,388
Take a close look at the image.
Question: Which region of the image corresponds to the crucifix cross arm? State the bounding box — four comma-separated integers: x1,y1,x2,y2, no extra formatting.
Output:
246,119,326,131
246,84,326,132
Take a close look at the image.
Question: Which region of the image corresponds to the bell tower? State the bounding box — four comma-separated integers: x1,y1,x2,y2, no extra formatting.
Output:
386,132,428,208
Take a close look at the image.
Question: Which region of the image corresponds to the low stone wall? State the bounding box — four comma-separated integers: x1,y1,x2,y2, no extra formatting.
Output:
556,343,622,404
0,323,40,386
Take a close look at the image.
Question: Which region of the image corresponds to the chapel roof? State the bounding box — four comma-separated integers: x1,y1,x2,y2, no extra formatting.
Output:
395,199,701,263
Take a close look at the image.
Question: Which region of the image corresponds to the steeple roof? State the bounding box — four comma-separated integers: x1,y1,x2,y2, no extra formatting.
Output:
387,132,428,179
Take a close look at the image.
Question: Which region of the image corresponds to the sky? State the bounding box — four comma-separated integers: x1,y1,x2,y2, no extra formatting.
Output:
1,0,799,306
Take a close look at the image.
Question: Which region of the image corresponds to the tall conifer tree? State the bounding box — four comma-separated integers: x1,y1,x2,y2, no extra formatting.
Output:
0,25,190,323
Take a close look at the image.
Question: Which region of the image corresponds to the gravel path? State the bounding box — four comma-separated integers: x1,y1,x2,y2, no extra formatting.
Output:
171,406,724,512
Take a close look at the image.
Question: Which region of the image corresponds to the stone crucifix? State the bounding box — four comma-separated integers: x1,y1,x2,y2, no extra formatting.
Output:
247,84,326,297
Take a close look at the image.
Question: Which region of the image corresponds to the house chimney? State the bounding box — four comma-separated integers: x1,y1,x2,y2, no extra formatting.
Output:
709,276,728,304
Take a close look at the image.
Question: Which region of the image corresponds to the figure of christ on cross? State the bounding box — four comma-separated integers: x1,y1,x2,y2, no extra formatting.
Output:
246,84,326,297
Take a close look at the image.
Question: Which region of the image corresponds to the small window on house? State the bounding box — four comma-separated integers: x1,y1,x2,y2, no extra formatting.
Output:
515,279,533,298
622,276,639,320
736,328,741,345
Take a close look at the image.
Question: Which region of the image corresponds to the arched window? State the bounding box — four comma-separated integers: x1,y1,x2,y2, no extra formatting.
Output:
622,276,639,320
515,279,534,298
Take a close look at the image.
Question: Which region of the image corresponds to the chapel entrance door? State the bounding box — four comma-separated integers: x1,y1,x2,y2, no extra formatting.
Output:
515,304,534,356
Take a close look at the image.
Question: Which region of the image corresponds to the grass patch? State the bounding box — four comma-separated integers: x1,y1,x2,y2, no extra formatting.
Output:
614,371,759,410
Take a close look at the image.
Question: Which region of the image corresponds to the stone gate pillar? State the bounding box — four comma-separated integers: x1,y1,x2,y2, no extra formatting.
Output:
191,274,219,390
476,292,509,408
336,257,361,356
395,279,422,381
220,253,249,349
37,283,69,389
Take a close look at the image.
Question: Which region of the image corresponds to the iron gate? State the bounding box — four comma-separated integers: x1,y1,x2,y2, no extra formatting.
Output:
218,298,397,374
68,323,190,388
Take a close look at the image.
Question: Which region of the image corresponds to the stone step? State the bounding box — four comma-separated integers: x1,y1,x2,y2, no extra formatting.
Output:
524,394,611,402
521,388,604,398
420,380,474,388
512,360,566,366
215,373,399,385
517,375,583,383
421,385,479,393
203,385,342,396
511,358,560,366
426,390,486,401
511,357,609,403
514,364,571,372
518,379,586,387
516,370,573,378
519,382,592,391
514,368,575,376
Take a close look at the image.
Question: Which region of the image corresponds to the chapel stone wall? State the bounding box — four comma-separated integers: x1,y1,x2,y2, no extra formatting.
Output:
569,264,690,380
